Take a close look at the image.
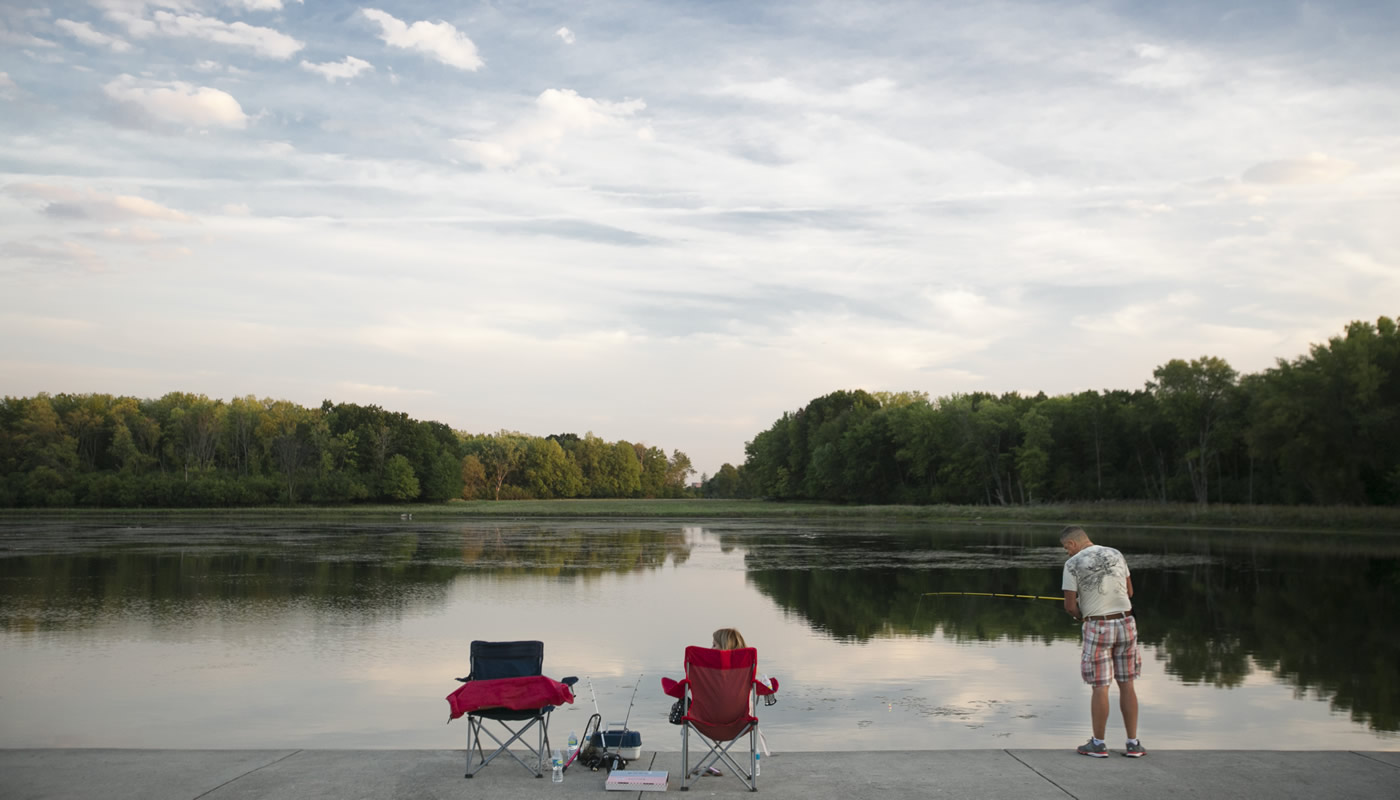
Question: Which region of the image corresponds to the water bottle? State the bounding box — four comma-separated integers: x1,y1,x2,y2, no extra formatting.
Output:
552,749,563,783
755,752,761,777
566,730,578,765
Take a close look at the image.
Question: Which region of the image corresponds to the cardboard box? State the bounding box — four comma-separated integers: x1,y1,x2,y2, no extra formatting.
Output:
606,770,668,791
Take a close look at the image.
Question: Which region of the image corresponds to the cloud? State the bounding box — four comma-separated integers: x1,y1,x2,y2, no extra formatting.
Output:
300,55,374,82
224,0,301,10
1,239,105,270
1242,153,1357,184
712,76,897,110
94,226,163,242
1117,42,1209,89
361,8,482,71
6,183,193,223
0,72,16,99
222,202,251,216
54,19,133,52
104,74,248,129
108,9,303,60
337,381,437,397
455,88,646,168
0,26,56,49
555,26,574,44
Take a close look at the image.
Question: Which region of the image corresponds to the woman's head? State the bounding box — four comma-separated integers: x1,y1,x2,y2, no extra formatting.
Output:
712,627,747,650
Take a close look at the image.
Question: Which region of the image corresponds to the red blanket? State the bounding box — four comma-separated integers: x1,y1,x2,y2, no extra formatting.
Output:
447,676,575,721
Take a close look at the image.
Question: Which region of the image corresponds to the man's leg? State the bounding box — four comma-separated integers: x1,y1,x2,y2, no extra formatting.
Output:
1117,680,1138,740
1090,684,1110,740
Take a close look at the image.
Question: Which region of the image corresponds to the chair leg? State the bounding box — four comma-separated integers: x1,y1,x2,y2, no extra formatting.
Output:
749,725,758,791
464,715,549,779
680,722,690,791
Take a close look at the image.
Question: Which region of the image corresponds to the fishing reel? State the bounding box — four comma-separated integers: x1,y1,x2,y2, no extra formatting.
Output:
577,749,628,772
576,712,630,772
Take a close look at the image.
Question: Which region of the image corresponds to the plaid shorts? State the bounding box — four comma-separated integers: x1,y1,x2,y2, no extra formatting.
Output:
1080,616,1141,687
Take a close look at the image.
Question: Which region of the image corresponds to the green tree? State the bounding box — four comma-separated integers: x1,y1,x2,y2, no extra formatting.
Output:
520,437,583,498
705,463,742,498
1015,405,1052,503
383,454,420,501
259,400,310,503
460,454,487,500
1150,356,1240,505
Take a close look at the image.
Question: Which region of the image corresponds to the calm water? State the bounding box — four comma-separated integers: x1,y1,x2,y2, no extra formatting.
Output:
1,517,1397,751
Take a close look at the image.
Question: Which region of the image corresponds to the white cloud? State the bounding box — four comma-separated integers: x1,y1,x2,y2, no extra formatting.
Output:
193,59,222,72
337,381,437,397
104,74,248,129
222,202,251,216
1243,153,1357,184
223,0,299,10
0,72,16,99
712,76,897,110
300,55,374,82
96,226,163,242
361,8,482,71
455,88,646,168
1,239,105,270
555,26,574,44
6,182,194,222
0,26,57,49
54,19,133,52
109,9,303,60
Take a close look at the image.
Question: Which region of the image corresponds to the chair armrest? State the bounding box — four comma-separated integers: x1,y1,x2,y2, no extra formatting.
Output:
561,676,579,687
661,676,687,699
755,676,778,695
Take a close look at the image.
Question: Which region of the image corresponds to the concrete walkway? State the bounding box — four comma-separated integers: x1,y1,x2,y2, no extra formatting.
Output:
2,748,1397,800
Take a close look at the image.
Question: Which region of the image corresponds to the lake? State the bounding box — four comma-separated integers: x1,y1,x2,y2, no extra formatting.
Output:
1,517,1396,751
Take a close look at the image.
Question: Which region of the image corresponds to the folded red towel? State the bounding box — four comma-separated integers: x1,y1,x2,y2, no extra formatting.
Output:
447,676,575,720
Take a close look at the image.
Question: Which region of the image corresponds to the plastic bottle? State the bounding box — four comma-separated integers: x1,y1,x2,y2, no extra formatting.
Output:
755,752,761,777
552,749,564,783
566,730,579,765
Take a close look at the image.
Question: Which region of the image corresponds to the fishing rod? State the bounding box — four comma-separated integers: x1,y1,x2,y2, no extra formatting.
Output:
920,591,1062,601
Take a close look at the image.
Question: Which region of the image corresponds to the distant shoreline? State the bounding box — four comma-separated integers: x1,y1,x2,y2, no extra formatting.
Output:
2,499,1398,533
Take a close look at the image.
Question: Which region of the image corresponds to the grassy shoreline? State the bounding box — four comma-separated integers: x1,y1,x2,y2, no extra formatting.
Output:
2,499,1398,532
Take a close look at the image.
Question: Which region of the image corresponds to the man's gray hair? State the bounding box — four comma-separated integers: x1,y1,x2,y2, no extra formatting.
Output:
1059,525,1089,544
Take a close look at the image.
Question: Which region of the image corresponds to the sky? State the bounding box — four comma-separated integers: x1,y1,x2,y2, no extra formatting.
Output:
2,0,1398,478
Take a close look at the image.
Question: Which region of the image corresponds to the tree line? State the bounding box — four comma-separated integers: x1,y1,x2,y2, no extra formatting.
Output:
0,395,695,507
703,316,1400,506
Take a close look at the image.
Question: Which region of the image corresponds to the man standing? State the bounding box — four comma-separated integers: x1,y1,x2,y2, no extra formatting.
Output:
1061,525,1145,758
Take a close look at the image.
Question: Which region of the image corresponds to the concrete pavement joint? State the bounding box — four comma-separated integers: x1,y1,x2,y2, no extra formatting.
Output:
1350,751,1400,770
190,749,303,800
1005,749,1078,799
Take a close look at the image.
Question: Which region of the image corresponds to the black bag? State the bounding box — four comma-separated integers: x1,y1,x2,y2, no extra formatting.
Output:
668,697,687,725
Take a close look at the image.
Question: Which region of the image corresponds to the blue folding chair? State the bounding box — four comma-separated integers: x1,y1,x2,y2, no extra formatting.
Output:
456,640,576,778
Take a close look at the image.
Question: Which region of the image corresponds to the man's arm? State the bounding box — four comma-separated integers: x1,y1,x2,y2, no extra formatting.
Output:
1064,589,1079,619
1126,575,1134,599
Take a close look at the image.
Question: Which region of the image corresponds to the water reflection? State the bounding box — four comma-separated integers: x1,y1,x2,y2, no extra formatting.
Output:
0,518,1396,748
738,525,1400,732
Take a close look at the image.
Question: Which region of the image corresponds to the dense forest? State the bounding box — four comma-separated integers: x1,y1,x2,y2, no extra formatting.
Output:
704,316,1399,506
0,396,695,507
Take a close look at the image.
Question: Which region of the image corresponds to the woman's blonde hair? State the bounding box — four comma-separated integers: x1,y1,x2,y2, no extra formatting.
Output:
712,627,747,650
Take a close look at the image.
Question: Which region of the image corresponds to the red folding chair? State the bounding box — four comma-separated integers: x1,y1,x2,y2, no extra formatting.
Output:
662,646,778,792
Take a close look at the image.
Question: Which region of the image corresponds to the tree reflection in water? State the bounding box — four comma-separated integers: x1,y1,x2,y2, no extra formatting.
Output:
0,521,691,634
1,520,1395,736
736,526,1400,732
